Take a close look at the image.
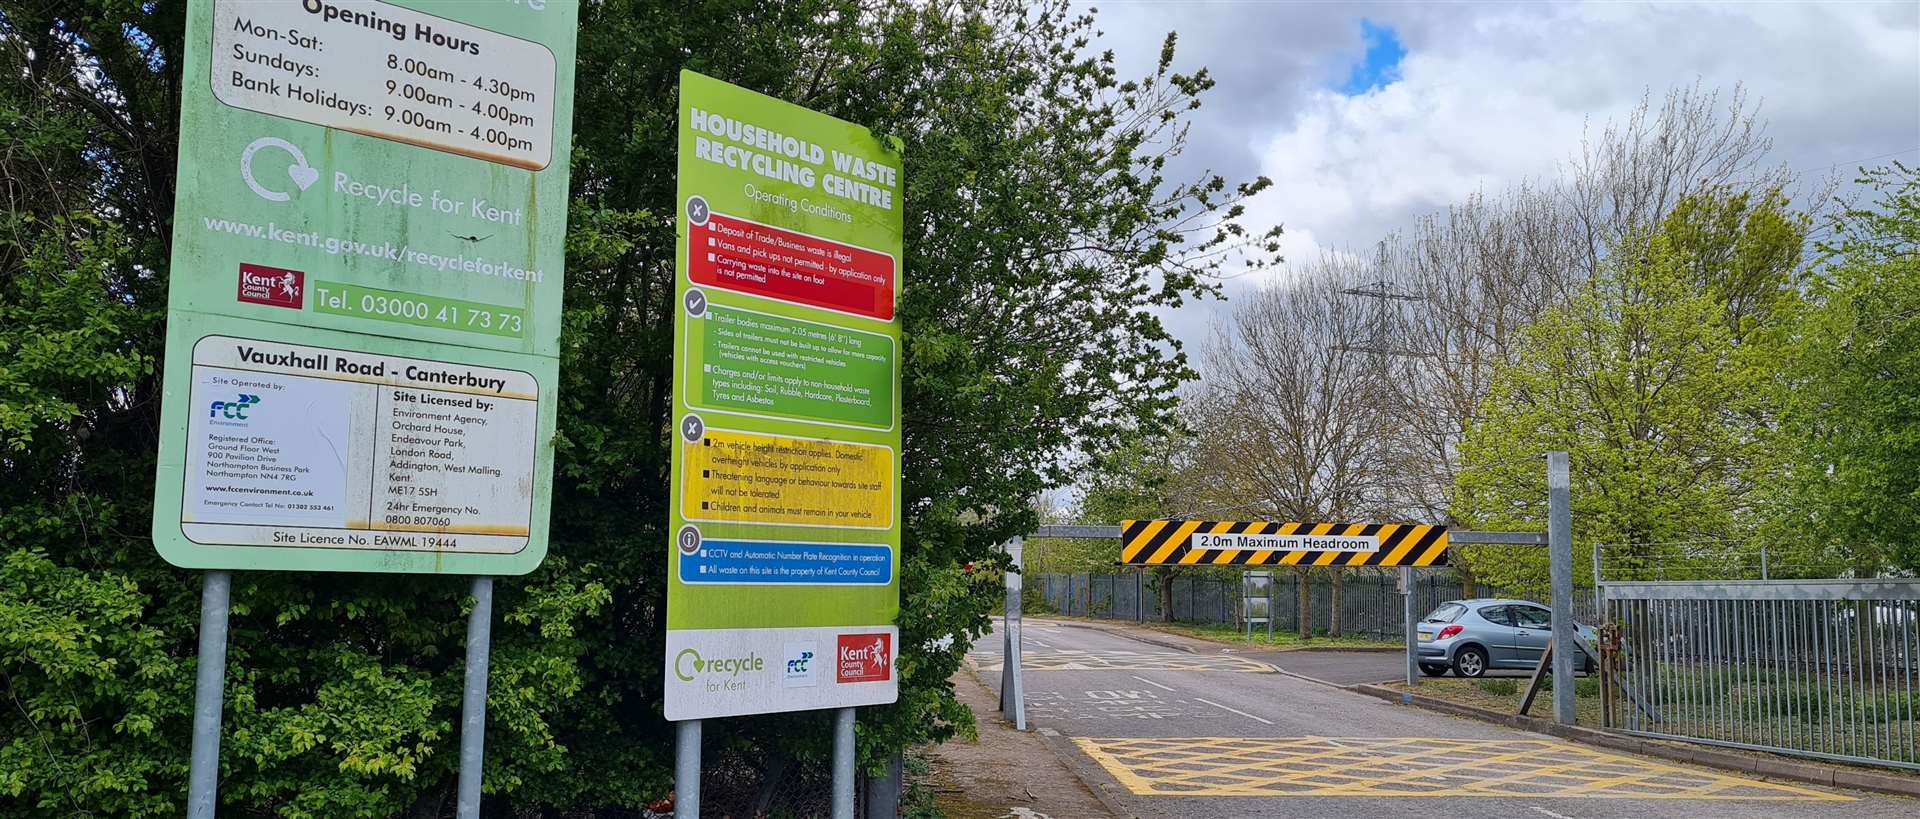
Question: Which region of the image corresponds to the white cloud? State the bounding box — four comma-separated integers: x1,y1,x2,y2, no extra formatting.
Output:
1092,1,1918,356
1241,0,1920,283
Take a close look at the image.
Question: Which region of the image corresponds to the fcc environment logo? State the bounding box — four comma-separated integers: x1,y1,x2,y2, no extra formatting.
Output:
208,394,261,426
783,641,817,688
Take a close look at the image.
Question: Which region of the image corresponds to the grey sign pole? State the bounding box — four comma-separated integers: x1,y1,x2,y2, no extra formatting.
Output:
832,707,856,818
1401,566,1418,687
999,536,1026,730
187,570,232,819
675,719,701,816
456,576,495,819
1548,451,1576,725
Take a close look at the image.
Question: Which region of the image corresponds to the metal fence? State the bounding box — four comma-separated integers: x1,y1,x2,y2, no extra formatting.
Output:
1034,570,1596,641
1609,579,1920,771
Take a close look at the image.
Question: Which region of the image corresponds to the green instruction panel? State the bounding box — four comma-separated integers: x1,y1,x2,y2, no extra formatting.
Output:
665,71,904,720
150,0,577,575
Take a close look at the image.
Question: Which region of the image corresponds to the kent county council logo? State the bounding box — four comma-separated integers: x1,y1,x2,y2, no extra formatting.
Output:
237,263,304,309
835,633,891,684
209,394,261,426
783,641,817,688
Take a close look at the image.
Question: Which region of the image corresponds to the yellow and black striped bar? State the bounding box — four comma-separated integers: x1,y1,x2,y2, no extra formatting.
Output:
1119,520,1450,567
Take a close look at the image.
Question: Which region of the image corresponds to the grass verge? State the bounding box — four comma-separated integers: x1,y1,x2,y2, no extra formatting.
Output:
1385,676,1606,725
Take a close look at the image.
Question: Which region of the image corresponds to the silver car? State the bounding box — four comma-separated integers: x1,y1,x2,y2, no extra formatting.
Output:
1415,598,1597,677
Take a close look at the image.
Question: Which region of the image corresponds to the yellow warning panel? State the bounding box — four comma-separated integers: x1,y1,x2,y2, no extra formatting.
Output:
682,428,893,529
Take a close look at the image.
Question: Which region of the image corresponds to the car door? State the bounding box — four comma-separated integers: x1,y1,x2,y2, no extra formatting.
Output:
1474,605,1518,666
1511,604,1552,667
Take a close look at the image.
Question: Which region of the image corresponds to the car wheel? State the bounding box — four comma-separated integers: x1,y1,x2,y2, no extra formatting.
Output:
1453,646,1488,678
1420,664,1448,677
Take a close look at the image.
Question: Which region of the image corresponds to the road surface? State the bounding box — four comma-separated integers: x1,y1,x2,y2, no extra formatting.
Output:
969,617,1914,819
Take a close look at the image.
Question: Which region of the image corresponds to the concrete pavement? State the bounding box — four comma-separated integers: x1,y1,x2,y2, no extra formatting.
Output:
928,669,1114,818
964,617,1915,818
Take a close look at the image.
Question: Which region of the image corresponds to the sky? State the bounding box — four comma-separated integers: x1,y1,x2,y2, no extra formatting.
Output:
1073,0,1920,356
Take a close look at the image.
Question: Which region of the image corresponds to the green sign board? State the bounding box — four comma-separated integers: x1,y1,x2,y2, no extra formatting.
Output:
150,0,577,575
665,71,904,720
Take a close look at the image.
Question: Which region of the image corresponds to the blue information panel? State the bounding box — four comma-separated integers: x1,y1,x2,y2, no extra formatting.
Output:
679,539,893,585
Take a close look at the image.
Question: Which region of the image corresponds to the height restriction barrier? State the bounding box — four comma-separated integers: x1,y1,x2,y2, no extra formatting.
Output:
1120,520,1451,568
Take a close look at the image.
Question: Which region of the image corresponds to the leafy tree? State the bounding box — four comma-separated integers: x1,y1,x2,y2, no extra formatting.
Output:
1451,188,1807,594
1778,164,1920,573
1374,84,1784,554
1063,429,1200,621
0,0,1276,814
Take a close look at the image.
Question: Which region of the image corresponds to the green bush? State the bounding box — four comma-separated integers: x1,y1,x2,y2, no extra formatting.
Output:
0,550,189,817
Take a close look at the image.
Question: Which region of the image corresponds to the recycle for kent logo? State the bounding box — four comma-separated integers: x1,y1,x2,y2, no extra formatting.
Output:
674,648,765,683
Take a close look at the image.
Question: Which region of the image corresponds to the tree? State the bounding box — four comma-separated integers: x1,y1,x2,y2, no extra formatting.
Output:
1778,164,1920,573
1372,185,1582,549
1192,264,1402,636
0,0,1279,813
1451,188,1807,594
1373,85,1790,582
1071,427,1210,621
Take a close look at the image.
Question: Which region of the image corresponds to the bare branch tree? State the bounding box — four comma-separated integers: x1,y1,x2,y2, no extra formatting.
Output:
1192,261,1404,635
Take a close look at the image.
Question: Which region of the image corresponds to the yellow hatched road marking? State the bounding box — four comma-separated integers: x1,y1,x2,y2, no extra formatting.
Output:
1070,736,1852,800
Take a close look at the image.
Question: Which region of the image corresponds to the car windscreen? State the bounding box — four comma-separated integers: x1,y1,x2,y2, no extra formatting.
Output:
1422,603,1466,623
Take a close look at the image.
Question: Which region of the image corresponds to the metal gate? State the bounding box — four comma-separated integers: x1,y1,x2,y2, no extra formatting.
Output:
1607,579,1920,770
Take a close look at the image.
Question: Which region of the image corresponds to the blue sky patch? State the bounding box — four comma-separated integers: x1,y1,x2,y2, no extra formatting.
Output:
1340,20,1406,95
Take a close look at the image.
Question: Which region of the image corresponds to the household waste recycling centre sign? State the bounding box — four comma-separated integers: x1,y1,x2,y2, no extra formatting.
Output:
665,71,904,720
151,0,577,575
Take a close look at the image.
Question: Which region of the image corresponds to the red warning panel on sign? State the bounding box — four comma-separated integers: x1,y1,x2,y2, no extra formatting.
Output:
690,212,896,321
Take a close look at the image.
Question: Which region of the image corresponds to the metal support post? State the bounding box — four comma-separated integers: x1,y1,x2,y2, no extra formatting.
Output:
187,570,233,819
457,576,495,819
832,707,856,819
863,751,902,818
675,719,701,816
1548,451,1576,725
1401,566,1418,687
1593,542,1606,613
1000,537,1026,729
1266,576,1274,640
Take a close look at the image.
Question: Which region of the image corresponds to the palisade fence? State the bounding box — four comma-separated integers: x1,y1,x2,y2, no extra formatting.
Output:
1033,570,1598,640
1607,580,1920,771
